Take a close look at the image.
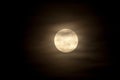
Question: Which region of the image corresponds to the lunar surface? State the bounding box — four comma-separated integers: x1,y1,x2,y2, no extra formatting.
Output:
54,29,78,53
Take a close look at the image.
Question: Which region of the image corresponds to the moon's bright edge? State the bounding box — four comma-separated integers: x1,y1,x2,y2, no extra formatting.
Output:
54,29,78,53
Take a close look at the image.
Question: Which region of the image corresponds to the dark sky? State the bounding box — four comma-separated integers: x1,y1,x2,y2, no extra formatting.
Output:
10,1,118,80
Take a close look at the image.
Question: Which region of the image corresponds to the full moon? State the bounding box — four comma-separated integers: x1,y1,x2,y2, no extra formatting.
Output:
54,29,78,53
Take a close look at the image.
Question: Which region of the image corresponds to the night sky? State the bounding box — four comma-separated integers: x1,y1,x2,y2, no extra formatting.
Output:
10,1,117,80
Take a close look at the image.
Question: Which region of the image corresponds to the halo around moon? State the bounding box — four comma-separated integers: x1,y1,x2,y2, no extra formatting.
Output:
54,29,78,53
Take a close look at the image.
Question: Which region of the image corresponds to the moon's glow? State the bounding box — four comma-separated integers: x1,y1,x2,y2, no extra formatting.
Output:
54,29,78,53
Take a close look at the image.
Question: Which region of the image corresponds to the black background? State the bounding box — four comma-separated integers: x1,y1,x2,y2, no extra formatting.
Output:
9,1,118,80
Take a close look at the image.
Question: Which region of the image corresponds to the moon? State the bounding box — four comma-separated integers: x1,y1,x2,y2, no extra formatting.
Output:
54,29,78,53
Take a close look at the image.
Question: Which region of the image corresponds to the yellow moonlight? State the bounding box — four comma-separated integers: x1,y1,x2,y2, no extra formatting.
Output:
54,29,78,53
